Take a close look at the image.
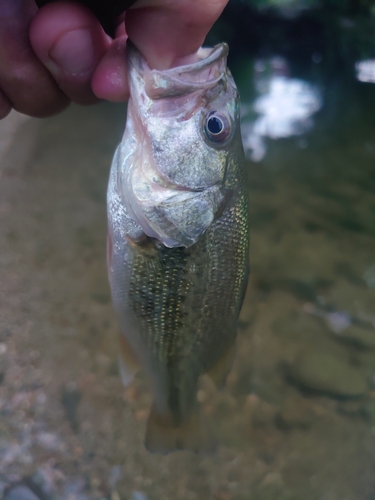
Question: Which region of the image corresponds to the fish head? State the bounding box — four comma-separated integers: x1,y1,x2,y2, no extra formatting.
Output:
117,43,244,247
127,43,240,190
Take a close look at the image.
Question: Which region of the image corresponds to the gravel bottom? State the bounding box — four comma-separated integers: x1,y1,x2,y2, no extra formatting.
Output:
1,101,375,500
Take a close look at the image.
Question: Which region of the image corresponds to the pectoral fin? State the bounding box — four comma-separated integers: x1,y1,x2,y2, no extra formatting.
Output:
118,334,140,386
145,403,216,454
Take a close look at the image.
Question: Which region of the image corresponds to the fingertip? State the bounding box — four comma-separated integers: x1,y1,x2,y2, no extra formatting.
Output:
91,37,129,102
0,90,12,120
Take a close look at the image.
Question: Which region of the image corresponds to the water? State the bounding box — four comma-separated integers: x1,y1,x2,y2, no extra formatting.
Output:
1,18,375,500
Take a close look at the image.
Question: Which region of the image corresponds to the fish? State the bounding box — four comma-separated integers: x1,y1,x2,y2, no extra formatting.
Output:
107,42,249,453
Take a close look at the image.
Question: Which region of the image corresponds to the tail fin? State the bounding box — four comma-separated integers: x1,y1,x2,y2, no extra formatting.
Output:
144,403,216,454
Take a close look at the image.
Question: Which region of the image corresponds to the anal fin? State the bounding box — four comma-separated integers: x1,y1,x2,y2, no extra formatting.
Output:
206,342,236,390
118,334,140,386
145,403,216,454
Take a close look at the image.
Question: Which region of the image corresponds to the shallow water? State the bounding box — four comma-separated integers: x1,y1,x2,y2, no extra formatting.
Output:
1,37,375,500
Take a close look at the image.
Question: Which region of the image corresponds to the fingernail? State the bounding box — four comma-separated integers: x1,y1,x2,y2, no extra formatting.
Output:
49,29,95,75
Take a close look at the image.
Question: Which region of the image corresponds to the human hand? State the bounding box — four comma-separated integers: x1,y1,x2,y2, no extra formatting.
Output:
0,0,228,120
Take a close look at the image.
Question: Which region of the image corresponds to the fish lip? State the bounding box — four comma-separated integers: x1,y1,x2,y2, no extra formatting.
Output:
128,42,229,99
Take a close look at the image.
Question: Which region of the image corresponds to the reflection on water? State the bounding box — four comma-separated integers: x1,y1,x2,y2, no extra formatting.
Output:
2,28,375,500
356,59,375,83
241,57,322,161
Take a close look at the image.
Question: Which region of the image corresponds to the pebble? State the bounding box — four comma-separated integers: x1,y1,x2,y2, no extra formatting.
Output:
61,385,82,433
336,400,363,417
360,399,375,421
276,395,313,430
288,349,367,398
335,325,375,349
64,477,86,496
4,486,40,500
109,465,122,490
247,397,278,428
363,265,375,288
131,491,149,500
36,432,62,451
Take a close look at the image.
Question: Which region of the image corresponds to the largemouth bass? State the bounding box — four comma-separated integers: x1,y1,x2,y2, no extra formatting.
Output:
107,42,249,453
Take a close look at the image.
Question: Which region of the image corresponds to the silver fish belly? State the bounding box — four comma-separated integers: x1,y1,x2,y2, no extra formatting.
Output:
107,43,249,453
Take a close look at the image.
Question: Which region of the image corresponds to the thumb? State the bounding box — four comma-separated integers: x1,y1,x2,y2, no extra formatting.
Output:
30,1,110,104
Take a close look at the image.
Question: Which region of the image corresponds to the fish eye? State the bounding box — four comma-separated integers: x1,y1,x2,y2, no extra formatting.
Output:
204,111,232,144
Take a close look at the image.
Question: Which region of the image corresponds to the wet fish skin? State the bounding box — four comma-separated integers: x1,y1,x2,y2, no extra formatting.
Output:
107,43,249,452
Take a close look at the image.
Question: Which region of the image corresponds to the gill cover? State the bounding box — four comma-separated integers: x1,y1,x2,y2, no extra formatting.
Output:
116,43,239,248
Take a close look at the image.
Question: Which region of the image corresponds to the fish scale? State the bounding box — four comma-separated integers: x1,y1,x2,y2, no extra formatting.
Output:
107,43,249,452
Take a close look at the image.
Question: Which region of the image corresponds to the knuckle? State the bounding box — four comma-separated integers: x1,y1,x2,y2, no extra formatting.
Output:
13,96,70,118
1,70,70,118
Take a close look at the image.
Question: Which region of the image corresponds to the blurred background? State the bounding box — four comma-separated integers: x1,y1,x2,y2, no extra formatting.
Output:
1,1,375,499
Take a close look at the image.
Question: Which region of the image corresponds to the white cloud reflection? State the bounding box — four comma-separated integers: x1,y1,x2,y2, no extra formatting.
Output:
241,58,322,162
355,59,375,83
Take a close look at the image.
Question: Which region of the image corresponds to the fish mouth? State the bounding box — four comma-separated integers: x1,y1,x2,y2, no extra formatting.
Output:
128,43,229,100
